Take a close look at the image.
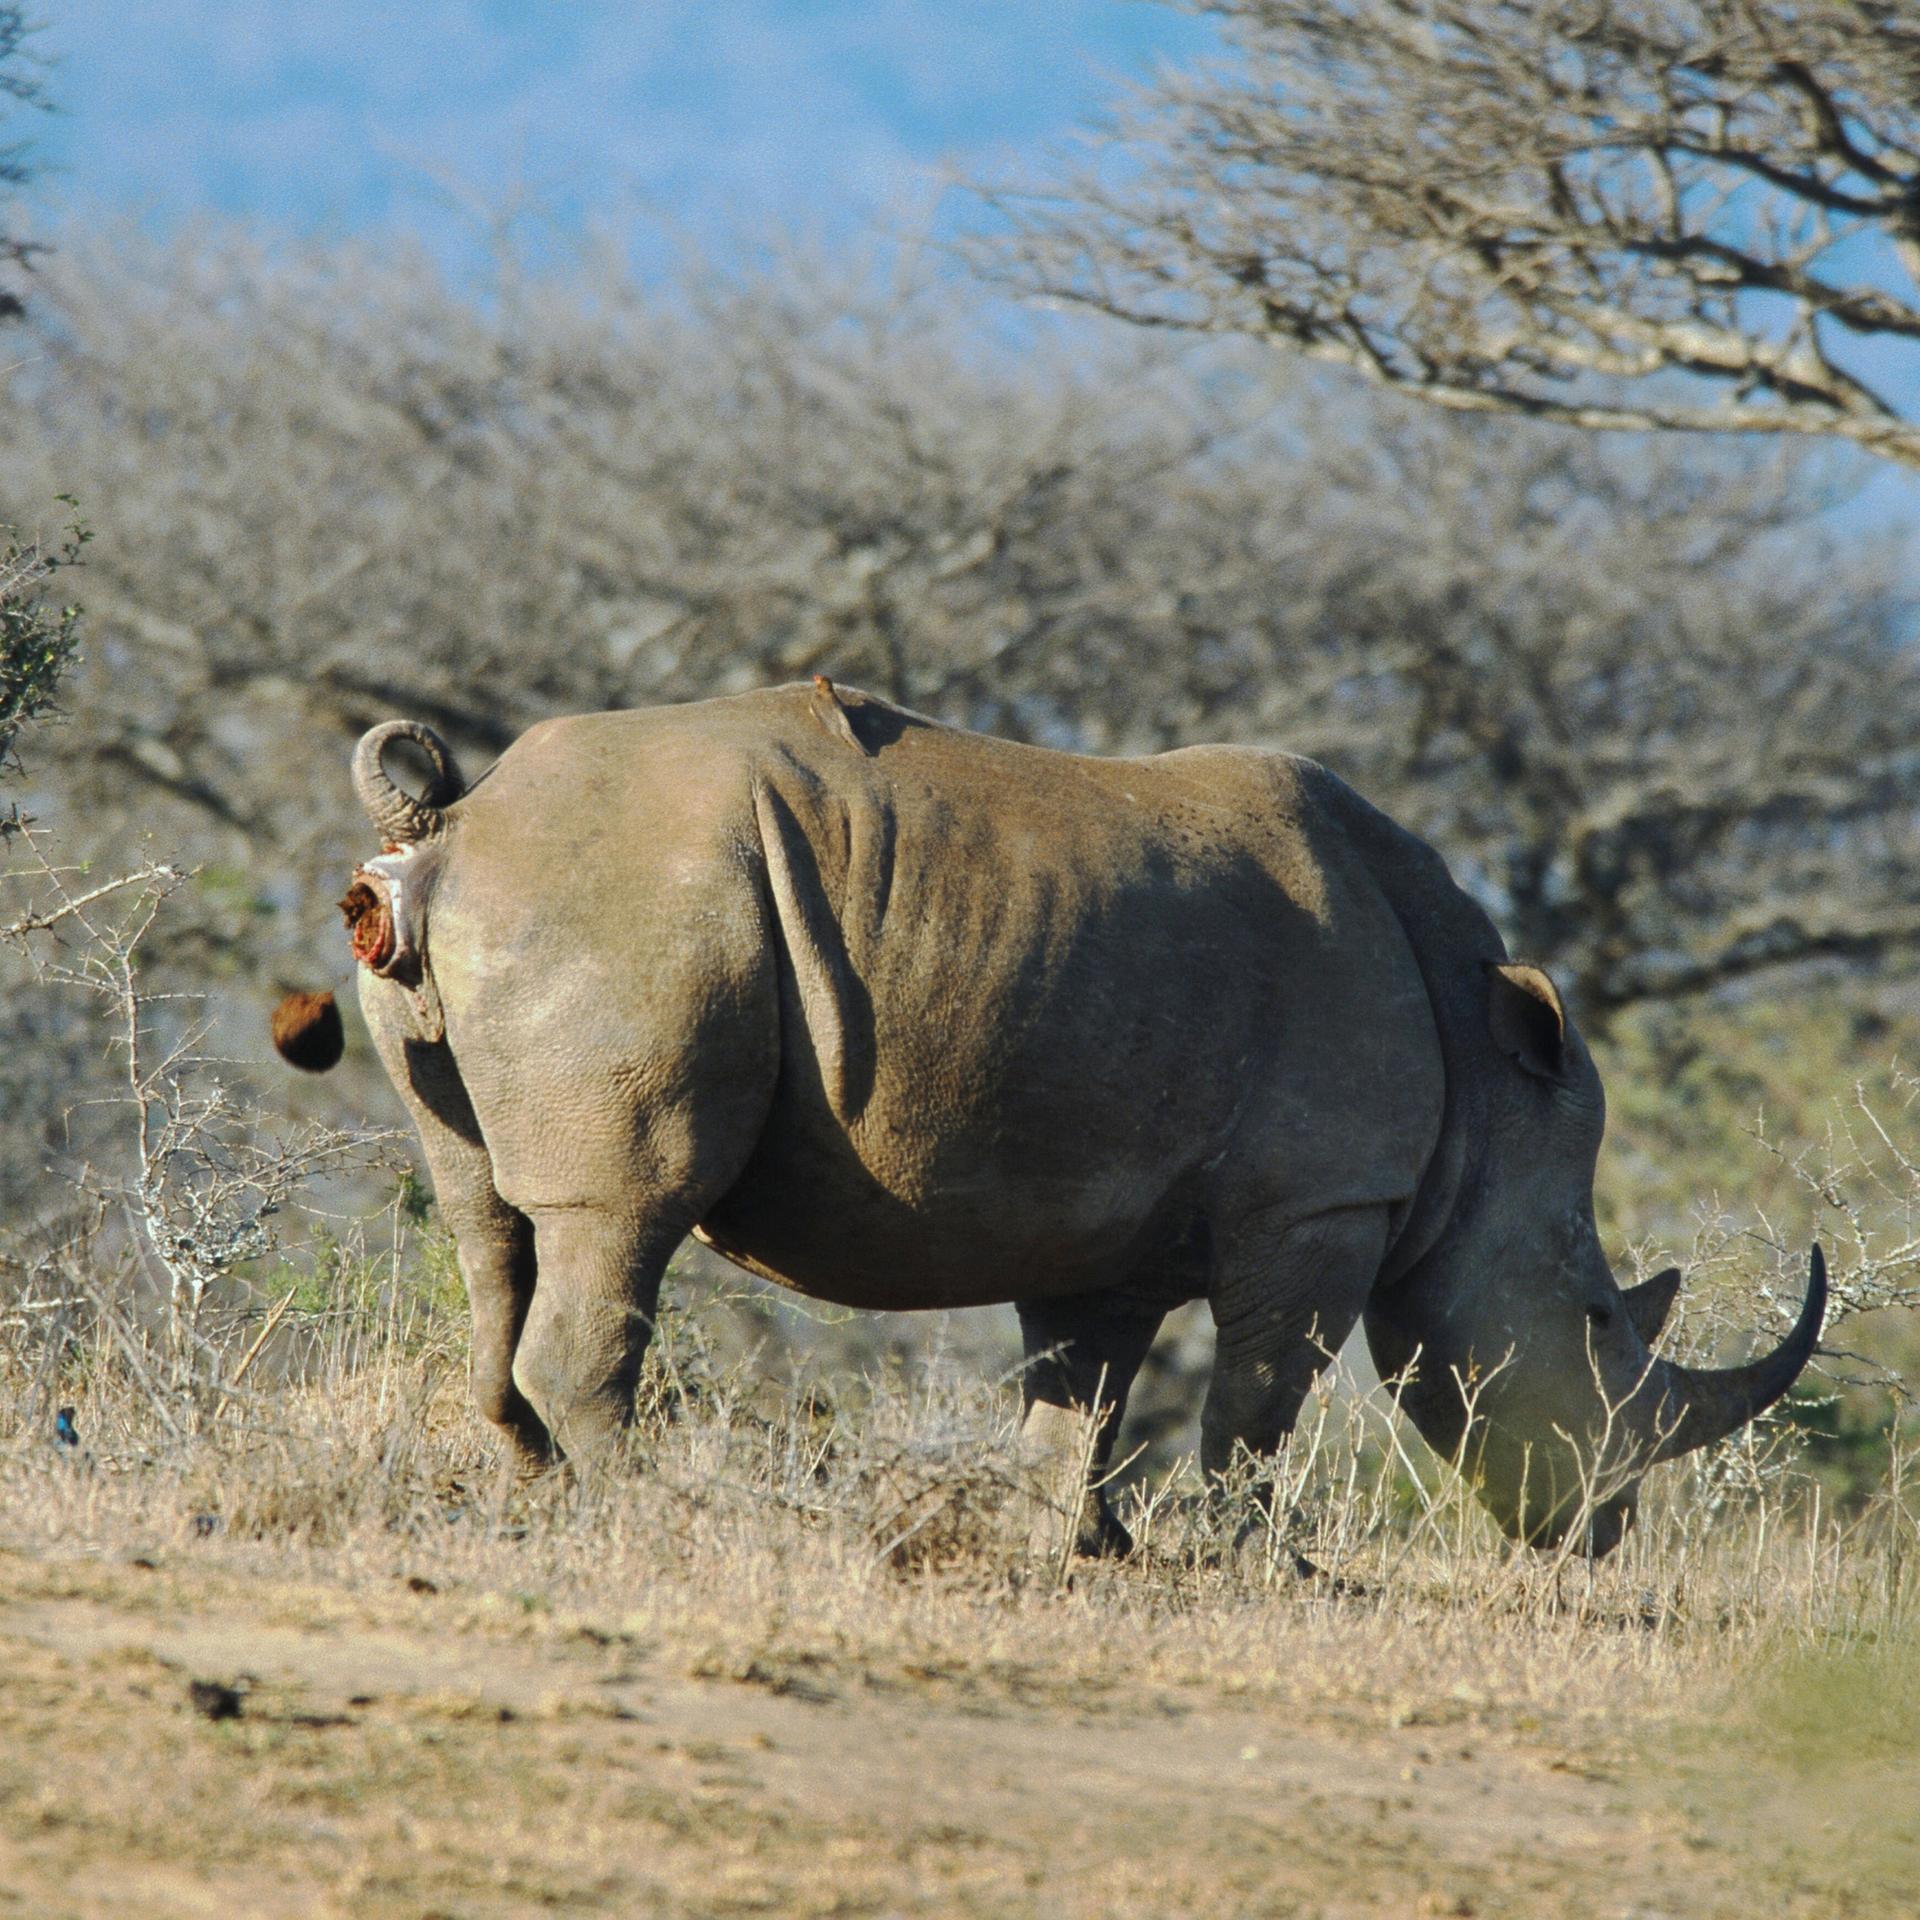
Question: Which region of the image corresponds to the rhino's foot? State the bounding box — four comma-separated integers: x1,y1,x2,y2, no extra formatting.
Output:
1274,1543,1366,1596
502,1440,560,1489
1024,1488,1136,1567
485,1407,557,1482
1189,1525,1344,1587
1186,1489,1363,1592
1080,1499,1135,1560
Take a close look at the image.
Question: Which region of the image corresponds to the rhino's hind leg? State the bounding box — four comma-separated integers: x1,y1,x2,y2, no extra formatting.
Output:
359,977,548,1473
1201,1205,1389,1549
438,1176,547,1475
1015,1294,1166,1559
512,1209,683,1466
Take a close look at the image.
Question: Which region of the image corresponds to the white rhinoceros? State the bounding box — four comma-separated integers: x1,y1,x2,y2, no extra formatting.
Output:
324,680,1822,1556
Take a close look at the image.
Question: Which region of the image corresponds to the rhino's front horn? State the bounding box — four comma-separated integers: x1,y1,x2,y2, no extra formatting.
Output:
1645,1245,1827,1464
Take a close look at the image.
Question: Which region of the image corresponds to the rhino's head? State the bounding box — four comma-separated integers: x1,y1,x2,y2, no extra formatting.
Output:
1365,961,1825,1557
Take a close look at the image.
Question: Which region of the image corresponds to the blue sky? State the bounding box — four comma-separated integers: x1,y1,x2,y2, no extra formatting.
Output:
11,3,1919,532
23,2,1212,263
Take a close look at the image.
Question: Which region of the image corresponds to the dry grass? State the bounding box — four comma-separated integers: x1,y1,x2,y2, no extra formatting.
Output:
1,1239,1916,1916
9,1246,1914,1670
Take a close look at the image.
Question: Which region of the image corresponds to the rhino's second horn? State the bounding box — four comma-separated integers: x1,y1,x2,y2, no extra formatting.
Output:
1621,1266,1683,1345
352,720,465,845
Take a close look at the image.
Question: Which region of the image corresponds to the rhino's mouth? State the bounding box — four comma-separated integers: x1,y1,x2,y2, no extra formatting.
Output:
1515,1490,1636,1558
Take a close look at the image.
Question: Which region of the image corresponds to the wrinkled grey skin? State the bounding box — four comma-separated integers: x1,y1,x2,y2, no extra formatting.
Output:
349,684,1823,1557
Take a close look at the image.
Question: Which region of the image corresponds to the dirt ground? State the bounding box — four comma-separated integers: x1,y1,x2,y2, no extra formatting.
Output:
1,1547,1912,1920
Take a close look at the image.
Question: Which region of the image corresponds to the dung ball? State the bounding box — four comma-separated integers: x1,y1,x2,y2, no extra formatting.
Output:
271,988,344,1073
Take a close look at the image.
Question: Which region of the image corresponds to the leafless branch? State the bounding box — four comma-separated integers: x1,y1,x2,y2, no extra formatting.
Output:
2,815,400,1417
979,0,1920,466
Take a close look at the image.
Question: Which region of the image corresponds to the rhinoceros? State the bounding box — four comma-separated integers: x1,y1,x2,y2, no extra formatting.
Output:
323,680,1823,1557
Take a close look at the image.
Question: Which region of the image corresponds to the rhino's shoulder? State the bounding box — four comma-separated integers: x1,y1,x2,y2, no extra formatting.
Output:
1139,741,1489,930
1130,741,1356,839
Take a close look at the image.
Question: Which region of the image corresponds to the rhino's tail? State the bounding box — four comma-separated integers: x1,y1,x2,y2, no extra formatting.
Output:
352,720,465,845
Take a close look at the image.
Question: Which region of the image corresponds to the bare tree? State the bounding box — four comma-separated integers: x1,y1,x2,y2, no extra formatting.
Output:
1,228,1275,962
0,223,1912,1195
1,819,394,1422
1249,416,1920,1024
982,1,1920,467
0,6,53,320
0,5,70,779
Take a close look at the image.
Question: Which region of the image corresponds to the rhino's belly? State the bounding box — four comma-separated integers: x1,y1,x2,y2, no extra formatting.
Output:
692,1136,1176,1311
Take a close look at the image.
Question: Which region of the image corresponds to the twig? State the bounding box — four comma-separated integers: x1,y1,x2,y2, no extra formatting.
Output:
228,1287,299,1391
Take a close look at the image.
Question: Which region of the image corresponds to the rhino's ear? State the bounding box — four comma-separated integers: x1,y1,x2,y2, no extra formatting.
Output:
1486,961,1570,1081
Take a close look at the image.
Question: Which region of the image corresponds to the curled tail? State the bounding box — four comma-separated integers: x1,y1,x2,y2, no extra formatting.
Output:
352,719,465,844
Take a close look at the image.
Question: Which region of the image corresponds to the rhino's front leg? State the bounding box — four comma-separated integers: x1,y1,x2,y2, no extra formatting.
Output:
514,1208,685,1464
1201,1205,1389,1486
1015,1293,1166,1558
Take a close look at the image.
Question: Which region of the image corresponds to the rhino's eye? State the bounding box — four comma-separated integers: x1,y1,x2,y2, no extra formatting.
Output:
1586,1304,1613,1329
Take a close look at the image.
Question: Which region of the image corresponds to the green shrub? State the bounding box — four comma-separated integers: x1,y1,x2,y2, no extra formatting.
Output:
0,504,86,776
